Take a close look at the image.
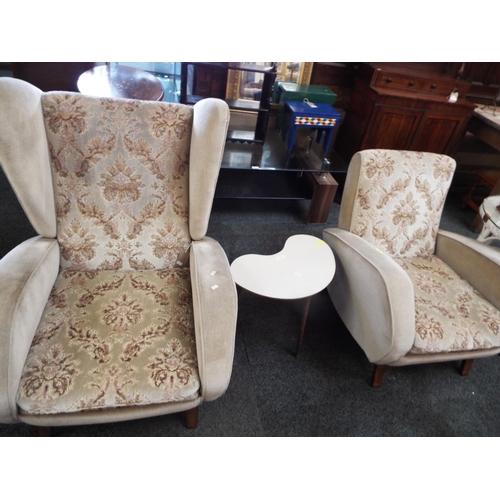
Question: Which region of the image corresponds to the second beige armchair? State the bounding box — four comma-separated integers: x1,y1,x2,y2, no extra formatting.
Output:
323,149,500,387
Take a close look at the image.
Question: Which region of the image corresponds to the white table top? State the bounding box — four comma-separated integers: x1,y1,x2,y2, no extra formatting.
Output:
230,234,336,299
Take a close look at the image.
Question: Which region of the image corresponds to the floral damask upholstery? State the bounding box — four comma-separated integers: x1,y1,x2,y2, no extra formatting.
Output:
17,268,200,416
396,256,500,355
323,149,500,386
348,150,455,259
43,93,192,271
0,77,237,429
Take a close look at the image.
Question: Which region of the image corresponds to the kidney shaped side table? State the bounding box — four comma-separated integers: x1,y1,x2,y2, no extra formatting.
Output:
230,234,336,357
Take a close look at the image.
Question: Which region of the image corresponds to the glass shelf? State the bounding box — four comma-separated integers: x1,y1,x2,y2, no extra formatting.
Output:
221,123,347,173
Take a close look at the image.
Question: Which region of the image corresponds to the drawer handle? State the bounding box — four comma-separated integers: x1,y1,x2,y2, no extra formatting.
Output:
430,83,437,89
386,77,392,83
408,81,414,87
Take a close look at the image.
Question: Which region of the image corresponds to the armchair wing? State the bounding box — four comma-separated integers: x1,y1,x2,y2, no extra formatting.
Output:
0,77,56,237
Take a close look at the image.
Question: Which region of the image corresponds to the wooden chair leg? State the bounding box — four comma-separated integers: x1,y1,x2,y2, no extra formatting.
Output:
372,364,386,388
36,426,52,437
185,407,199,429
460,359,474,376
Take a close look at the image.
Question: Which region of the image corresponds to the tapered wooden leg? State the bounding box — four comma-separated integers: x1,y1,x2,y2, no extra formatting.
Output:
372,364,386,388
460,359,474,376
295,296,312,359
36,426,52,437
185,407,199,429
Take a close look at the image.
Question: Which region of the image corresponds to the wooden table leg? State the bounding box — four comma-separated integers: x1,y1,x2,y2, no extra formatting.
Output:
295,295,312,359
306,172,338,224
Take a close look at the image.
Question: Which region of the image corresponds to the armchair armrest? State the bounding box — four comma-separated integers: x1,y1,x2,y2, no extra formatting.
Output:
190,237,237,402
322,228,415,365
436,229,500,310
0,237,59,423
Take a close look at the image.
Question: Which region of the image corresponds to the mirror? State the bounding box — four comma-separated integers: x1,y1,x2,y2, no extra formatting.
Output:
225,62,314,101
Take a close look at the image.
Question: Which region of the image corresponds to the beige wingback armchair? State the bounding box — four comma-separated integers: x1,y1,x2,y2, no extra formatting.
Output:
323,150,500,387
0,77,237,431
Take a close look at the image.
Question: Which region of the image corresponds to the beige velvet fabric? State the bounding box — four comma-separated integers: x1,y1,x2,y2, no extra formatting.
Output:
190,237,237,401
323,228,415,365
189,99,230,241
435,230,500,311
0,237,60,423
325,149,500,367
0,78,236,426
0,78,56,237
19,397,202,427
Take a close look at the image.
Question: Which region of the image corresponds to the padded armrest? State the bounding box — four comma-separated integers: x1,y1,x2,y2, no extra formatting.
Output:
0,237,60,423
323,228,415,365
436,229,500,311
190,237,237,402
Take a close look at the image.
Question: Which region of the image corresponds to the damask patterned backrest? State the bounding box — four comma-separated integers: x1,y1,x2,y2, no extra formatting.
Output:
338,150,456,258
42,92,193,271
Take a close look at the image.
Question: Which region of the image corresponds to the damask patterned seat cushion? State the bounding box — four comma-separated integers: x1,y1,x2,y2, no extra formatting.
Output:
41,92,193,271
17,268,200,416
396,256,500,354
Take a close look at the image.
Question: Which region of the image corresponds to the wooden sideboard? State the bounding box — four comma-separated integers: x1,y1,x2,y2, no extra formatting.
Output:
335,63,477,162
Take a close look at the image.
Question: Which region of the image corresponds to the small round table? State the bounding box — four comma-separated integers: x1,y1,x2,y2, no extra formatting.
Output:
77,65,164,101
478,195,500,244
230,234,336,357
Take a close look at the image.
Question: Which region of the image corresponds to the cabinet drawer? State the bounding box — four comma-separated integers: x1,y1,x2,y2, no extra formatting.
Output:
374,72,424,91
422,79,451,95
421,79,466,97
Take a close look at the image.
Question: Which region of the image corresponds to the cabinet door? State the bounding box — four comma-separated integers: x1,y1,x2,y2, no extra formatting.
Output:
192,65,228,99
362,106,424,150
410,113,469,154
